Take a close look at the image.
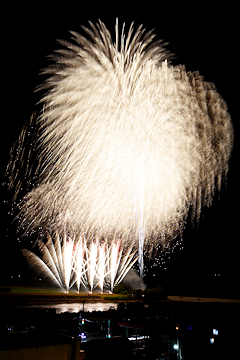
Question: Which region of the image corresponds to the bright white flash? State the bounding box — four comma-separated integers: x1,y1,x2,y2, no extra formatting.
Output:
7,20,233,268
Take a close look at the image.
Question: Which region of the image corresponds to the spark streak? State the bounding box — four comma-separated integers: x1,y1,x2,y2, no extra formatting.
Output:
22,233,138,292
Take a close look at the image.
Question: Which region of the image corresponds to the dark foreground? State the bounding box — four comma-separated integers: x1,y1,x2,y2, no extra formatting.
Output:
0,292,240,359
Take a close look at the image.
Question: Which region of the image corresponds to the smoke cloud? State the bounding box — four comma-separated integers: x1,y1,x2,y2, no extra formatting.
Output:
123,269,146,290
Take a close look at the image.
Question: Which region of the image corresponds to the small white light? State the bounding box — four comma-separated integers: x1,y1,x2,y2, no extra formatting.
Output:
80,332,86,339
213,329,218,335
210,338,214,344
128,335,150,341
173,344,179,350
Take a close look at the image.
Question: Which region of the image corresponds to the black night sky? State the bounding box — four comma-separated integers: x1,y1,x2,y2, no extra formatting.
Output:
1,3,239,296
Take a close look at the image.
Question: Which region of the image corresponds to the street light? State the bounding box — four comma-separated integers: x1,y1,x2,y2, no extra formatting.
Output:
173,338,181,359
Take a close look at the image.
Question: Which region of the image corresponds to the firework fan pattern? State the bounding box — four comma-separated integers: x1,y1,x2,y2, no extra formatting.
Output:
6,20,233,283
22,233,137,292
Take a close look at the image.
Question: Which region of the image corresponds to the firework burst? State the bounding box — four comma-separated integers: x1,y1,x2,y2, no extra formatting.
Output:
6,19,233,279
22,233,138,292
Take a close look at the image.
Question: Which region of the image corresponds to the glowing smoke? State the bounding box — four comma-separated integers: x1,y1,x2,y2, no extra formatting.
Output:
123,269,146,291
6,20,233,278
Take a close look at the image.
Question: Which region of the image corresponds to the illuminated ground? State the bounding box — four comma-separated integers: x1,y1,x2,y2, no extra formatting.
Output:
0,286,131,306
1,287,240,306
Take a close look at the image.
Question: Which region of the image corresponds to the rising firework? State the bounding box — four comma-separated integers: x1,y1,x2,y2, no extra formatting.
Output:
6,19,233,279
22,233,138,292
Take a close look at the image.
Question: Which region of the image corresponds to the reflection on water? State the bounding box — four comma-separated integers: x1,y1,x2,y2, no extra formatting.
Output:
19,302,118,314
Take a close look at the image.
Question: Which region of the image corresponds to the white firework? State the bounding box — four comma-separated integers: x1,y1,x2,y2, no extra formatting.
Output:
7,19,233,273
22,233,138,292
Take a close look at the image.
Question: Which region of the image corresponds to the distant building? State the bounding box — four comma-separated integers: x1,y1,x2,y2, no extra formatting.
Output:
81,337,134,360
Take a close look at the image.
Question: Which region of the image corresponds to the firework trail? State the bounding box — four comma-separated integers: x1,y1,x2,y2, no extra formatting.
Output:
22,233,137,292
6,20,233,277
